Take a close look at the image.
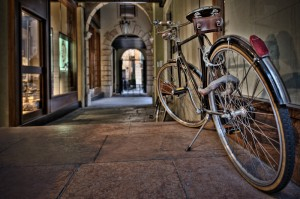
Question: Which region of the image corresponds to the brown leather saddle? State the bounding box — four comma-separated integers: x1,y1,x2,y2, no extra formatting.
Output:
186,6,223,34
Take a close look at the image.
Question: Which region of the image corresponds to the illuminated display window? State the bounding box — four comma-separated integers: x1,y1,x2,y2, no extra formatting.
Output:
21,10,42,115
22,74,41,114
59,34,69,72
50,1,77,96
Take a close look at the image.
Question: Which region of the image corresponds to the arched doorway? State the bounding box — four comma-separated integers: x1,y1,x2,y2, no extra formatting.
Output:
119,49,146,95
112,35,147,95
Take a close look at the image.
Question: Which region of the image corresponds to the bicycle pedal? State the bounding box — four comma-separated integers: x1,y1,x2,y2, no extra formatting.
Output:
161,82,176,95
173,87,187,95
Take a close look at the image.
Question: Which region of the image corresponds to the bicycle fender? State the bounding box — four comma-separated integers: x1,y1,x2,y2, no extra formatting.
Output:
209,35,290,106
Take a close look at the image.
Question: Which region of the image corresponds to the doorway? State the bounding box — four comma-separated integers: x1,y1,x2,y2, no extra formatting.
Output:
120,49,145,95
112,35,147,96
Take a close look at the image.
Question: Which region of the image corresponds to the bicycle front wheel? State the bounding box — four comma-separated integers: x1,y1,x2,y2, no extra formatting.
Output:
154,97,167,122
208,40,295,193
156,62,205,127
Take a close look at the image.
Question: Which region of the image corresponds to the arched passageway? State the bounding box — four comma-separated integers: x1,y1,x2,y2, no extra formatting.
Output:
84,3,154,105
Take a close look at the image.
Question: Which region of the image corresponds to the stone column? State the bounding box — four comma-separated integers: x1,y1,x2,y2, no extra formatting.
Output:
77,4,85,107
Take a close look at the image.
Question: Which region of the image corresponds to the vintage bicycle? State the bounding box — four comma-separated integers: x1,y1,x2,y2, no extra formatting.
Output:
154,6,295,193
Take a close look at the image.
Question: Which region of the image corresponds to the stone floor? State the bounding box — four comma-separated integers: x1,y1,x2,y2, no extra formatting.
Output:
0,96,300,198
48,106,156,125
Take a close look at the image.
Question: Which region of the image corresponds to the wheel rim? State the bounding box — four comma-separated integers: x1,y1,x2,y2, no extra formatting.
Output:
157,63,204,127
209,46,284,187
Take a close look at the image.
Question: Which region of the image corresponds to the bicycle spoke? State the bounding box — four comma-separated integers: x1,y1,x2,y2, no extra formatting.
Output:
233,117,280,173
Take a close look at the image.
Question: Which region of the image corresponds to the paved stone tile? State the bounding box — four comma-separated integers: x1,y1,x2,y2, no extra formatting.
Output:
74,112,131,120
60,161,185,199
48,106,156,125
174,156,300,199
96,129,226,163
0,165,74,199
129,121,193,134
87,123,131,135
40,123,131,136
0,133,106,167
174,157,269,198
0,133,25,152
90,96,153,108
129,121,216,134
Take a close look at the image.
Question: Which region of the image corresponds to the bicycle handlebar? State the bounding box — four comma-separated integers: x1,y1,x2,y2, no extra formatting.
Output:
153,20,174,26
154,20,191,28
153,20,191,39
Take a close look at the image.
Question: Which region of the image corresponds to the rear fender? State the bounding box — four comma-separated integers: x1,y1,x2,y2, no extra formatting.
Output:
209,35,290,105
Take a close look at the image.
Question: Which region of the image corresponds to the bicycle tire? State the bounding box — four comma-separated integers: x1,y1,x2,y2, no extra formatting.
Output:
154,97,167,122
156,62,205,127
208,39,295,193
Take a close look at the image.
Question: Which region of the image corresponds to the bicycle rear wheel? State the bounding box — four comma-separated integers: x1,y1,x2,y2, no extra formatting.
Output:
156,62,205,127
208,41,295,193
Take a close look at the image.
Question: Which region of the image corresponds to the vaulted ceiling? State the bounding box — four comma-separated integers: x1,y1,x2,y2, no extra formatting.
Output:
75,0,165,7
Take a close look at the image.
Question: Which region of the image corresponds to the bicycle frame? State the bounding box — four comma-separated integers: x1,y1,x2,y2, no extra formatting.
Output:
173,31,214,114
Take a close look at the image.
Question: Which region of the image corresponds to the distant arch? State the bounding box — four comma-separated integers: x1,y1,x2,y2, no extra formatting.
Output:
84,3,154,97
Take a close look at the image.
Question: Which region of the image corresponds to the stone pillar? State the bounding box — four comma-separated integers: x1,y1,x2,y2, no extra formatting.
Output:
77,4,85,107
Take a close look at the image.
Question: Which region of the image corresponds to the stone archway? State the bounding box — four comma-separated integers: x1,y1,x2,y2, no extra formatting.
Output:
85,3,154,100
101,23,153,97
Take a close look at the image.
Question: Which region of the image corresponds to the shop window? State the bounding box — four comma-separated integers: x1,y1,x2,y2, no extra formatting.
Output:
22,12,41,67
22,74,41,113
21,10,42,115
50,0,77,96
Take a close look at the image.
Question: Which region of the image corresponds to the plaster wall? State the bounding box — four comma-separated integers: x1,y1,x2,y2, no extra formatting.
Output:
225,0,300,105
162,0,210,68
158,0,214,123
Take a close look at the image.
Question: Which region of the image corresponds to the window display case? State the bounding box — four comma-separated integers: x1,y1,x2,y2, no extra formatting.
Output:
21,10,42,115
22,74,41,114
50,1,77,96
21,11,40,67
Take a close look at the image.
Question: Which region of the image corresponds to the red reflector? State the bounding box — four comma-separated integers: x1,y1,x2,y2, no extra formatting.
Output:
249,35,269,57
